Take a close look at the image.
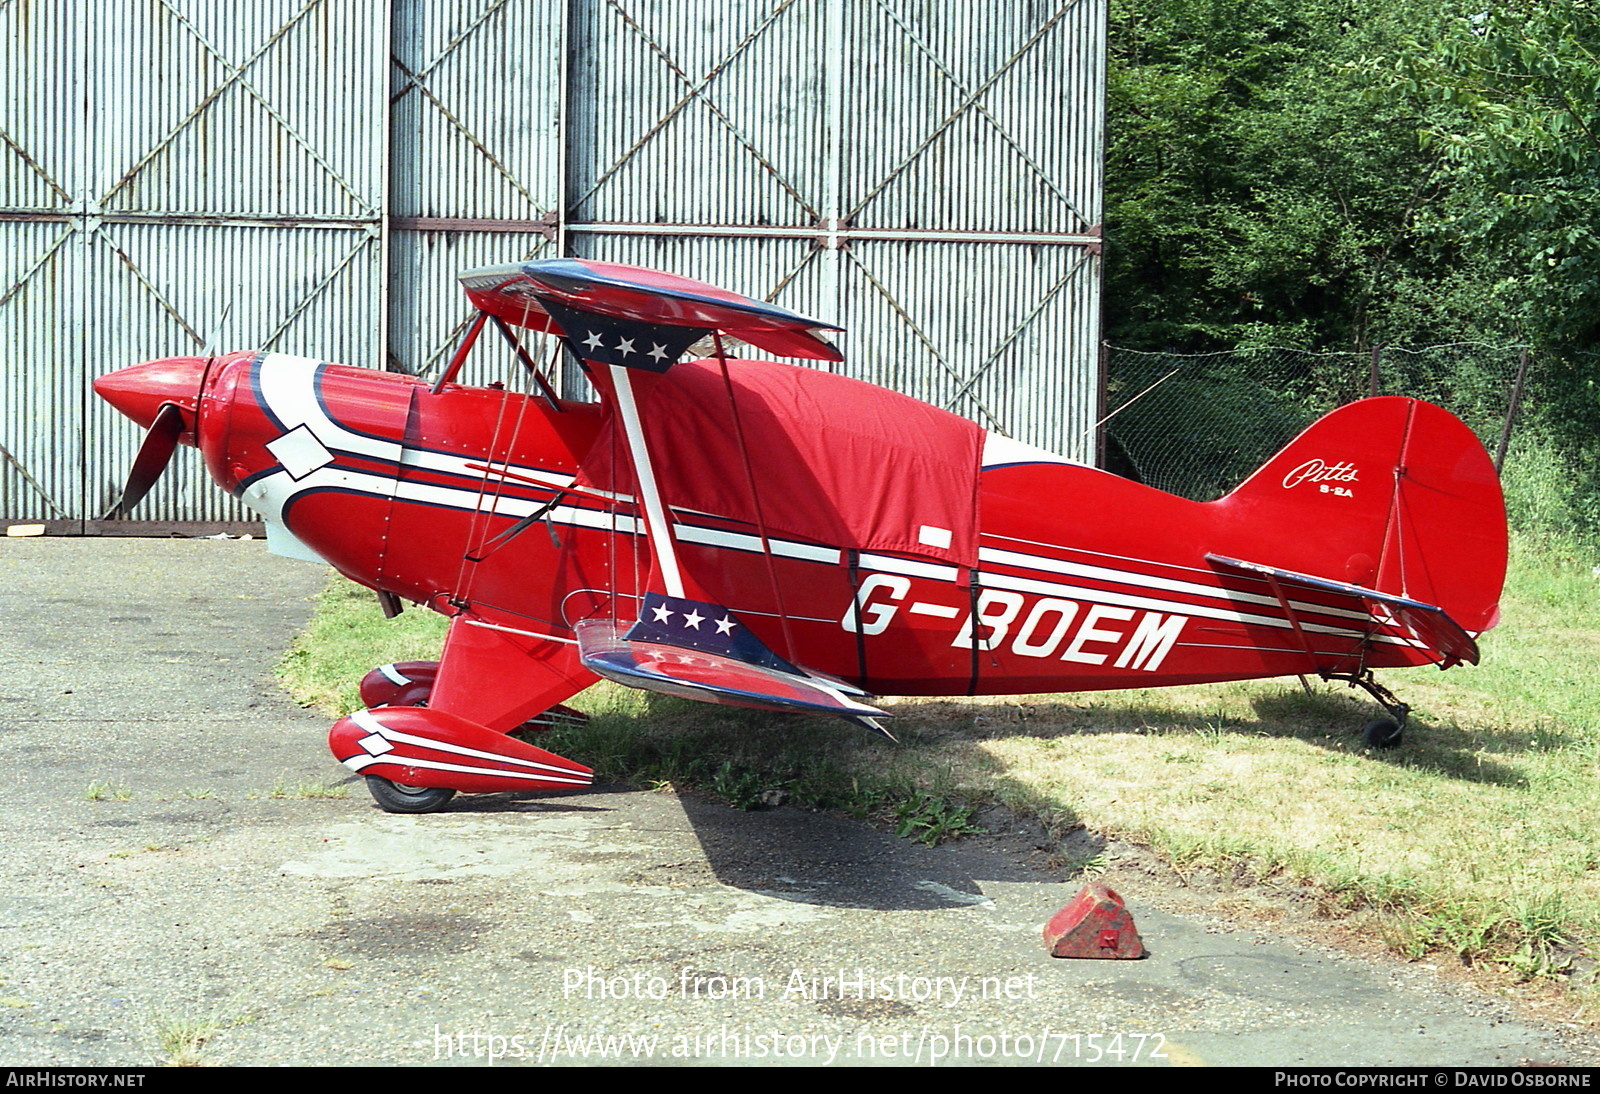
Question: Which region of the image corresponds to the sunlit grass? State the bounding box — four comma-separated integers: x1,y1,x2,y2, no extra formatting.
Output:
275,579,447,715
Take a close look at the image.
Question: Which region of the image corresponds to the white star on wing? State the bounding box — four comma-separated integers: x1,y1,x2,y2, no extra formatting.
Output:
582,331,605,350
682,609,705,630
651,604,674,623
616,337,636,358
715,616,736,635
647,342,670,362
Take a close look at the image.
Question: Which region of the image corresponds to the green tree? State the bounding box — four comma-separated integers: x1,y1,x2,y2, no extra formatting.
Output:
1106,0,1481,351
1393,1,1600,350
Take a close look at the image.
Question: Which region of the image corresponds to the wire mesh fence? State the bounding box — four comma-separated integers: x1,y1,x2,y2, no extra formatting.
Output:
1102,343,1531,501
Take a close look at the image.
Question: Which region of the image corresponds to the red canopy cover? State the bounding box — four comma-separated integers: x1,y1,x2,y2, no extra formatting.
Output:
578,359,982,569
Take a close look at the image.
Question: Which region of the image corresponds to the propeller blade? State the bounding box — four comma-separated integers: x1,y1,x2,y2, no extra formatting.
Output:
106,403,185,519
200,302,233,360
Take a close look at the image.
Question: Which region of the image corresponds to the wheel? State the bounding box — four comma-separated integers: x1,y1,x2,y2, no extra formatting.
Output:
364,775,456,813
1361,717,1403,750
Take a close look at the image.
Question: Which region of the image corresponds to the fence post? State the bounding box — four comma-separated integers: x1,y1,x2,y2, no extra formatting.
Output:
1493,347,1530,474
1368,343,1383,398
1096,340,1109,469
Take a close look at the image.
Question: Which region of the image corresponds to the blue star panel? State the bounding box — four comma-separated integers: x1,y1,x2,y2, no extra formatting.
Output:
540,299,709,373
623,592,800,674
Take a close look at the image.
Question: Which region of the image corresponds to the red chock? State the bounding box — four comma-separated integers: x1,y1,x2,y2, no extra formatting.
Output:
1042,883,1146,959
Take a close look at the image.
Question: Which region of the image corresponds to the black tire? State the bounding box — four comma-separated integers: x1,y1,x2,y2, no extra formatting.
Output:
365,776,456,813
1361,717,1403,750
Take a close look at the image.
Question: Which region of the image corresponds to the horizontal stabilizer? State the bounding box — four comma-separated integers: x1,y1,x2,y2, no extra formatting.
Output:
1207,553,1479,666
575,618,891,734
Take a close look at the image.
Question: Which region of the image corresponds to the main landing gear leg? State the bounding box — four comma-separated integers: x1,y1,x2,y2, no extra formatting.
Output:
1323,670,1410,750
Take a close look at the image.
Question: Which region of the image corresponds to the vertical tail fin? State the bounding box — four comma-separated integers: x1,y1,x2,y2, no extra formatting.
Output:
1212,397,1506,635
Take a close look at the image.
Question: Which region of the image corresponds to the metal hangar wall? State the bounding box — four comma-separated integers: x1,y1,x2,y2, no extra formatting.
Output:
0,0,1105,528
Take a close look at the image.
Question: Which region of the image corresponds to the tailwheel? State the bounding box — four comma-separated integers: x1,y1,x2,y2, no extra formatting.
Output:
1324,669,1410,750
364,776,457,814
1360,717,1404,750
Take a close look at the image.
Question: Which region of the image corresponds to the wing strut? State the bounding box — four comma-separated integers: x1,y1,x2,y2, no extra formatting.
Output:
712,333,798,661
609,362,686,598
489,315,562,411
432,311,489,394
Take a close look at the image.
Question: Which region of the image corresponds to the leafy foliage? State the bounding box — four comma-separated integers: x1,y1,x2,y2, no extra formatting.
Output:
1105,1,1600,548
890,792,987,847
1392,1,1600,350
1106,0,1484,350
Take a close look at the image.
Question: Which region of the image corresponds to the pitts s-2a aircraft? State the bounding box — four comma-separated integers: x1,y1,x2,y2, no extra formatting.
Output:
95,260,1507,813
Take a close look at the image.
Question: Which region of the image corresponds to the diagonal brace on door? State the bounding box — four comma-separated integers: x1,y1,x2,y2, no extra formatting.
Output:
261,233,374,349
0,228,73,309
943,250,1093,414
866,0,1092,228
103,0,372,215
0,440,69,518
573,0,818,221
0,126,74,207
391,54,550,215
390,0,516,99
848,0,1084,222
96,226,206,346
844,249,1005,432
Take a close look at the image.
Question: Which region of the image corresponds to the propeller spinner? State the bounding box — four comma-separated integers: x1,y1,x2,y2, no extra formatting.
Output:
93,356,208,519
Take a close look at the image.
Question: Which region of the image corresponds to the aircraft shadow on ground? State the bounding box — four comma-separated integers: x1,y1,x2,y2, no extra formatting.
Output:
670,792,1066,911
332,759,1069,911
360,774,1070,912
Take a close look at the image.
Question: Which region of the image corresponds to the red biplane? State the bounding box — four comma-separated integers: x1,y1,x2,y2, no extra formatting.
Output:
94,261,1507,812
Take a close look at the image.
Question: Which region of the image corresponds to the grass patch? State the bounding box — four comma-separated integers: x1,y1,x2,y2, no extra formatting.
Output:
151,1014,225,1067
891,791,987,847
276,579,448,715
276,543,1600,999
150,1009,255,1067
84,781,132,802
533,689,996,846
266,776,348,800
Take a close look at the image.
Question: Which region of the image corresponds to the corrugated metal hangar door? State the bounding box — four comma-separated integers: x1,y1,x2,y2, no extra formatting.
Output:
0,0,1103,529
0,0,387,530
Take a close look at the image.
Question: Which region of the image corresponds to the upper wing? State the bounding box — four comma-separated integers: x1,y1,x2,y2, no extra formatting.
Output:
458,258,843,362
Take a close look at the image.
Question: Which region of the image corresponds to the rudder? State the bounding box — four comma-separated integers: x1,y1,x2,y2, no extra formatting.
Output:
1212,397,1505,634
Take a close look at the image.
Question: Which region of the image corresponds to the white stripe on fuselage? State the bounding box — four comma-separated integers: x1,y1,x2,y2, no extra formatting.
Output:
255,353,575,495
257,355,403,465
977,546,1371,624
250,457,1403,648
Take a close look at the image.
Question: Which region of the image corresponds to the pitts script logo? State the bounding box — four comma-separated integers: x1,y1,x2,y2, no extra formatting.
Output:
1282,459,1359,494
